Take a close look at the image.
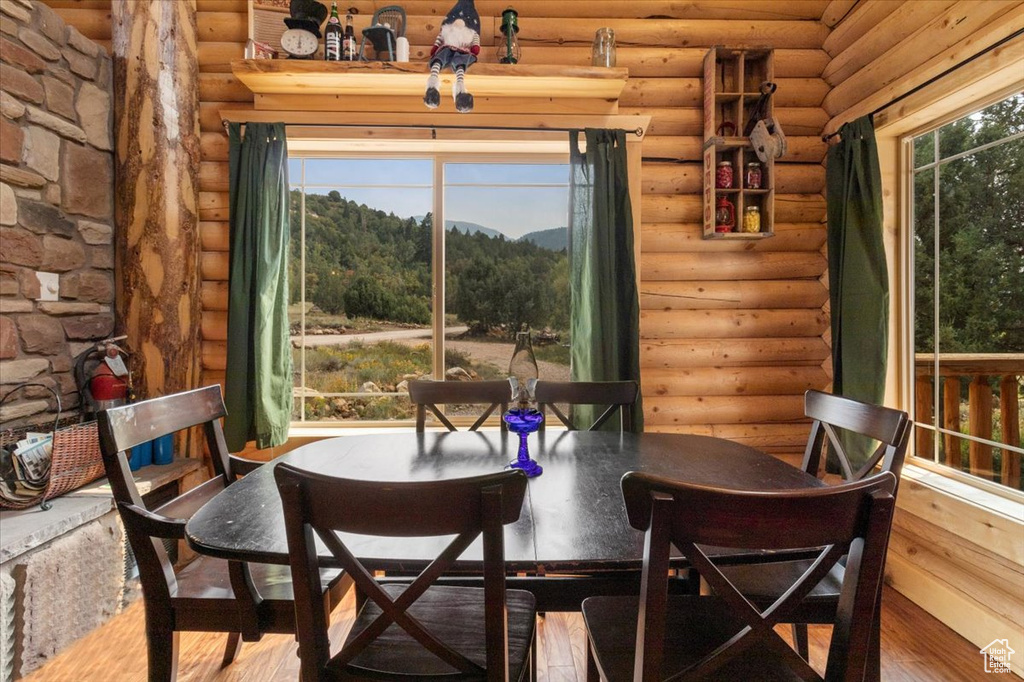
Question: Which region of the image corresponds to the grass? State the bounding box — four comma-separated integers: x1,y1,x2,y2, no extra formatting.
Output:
295,341,505,420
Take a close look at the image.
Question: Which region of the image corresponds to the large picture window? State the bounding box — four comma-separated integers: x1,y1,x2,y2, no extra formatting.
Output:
908,93,1023,492
288,154,571,423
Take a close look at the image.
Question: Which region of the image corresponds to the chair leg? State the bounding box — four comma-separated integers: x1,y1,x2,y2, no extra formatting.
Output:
865,610,882,682
792,623,809,660
586,640,601,682
145,624,179,682
221,632,243,668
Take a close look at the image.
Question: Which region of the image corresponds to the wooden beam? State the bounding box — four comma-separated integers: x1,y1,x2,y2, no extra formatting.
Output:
641,338,830,369
640,309,828,339
822,0,899,57
819,0,860,28
643,366,829,397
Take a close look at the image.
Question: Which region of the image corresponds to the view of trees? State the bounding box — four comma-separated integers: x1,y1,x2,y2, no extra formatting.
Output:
289,190,569,334
913,95,1024,354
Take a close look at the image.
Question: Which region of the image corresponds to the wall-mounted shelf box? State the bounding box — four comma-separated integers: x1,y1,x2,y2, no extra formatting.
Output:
702,47,775,240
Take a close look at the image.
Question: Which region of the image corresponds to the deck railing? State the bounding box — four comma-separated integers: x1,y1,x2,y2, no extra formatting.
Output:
914,353,1023,489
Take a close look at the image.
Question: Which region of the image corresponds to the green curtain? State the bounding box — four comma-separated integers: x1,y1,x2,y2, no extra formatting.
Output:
568,129,643,432
223,122,292,452
826,115,888,467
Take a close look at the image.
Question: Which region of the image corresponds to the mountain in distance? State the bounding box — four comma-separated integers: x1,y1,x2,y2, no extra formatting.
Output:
518,227,567,251
412,216,567,251
445,220,504,239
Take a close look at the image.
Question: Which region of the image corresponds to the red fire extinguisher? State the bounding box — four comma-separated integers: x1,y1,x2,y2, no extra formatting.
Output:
74,336,132,417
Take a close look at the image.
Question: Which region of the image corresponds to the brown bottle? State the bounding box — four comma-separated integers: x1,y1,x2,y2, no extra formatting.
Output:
342,12,357,61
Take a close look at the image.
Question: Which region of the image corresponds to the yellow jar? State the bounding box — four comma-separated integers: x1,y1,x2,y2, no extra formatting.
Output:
742,205,761,233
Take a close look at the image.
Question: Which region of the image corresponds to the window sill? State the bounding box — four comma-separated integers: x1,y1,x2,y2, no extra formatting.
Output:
897,462,1024,566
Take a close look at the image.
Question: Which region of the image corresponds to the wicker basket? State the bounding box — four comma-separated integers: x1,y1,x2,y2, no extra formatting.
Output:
0,383,105,511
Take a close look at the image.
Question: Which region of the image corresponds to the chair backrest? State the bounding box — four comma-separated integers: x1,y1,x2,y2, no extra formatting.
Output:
408,379,512,432
534,380,638,432
620,470,897,682
275,464,528,682
96,385,239,604
801,390,912,483
372,5,405,37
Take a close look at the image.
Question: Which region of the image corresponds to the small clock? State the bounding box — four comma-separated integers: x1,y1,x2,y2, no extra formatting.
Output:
281,27,319,59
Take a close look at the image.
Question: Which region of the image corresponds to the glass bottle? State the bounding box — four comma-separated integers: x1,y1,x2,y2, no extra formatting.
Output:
497,7,521,64
509,329,539,407
324,2,342,61
591,28,616,67
342,12,357,61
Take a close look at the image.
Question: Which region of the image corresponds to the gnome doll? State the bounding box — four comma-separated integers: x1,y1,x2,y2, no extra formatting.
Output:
424,0,481,113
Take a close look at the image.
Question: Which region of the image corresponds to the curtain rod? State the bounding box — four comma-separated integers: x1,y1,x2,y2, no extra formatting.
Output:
222,120,645,137
822,27,1024,143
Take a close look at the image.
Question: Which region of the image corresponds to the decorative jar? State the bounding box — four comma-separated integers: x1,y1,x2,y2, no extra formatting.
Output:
745,162,763,189
715,160,734,189
742,205,761,233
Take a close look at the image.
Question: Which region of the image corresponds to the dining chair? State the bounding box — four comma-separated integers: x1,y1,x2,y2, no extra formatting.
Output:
582,469,898,681
534,380,638,432
275,464,537,681
719,389,911,676
408,379,513,432
97,385,349,681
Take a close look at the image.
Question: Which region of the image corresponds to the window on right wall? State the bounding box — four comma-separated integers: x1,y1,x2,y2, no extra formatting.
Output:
908,92,1024,493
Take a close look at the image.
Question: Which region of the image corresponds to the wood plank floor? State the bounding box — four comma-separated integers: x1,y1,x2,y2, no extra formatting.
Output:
24,585,992,681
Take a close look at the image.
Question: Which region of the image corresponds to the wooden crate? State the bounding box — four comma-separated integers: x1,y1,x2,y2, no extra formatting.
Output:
702,47,775,239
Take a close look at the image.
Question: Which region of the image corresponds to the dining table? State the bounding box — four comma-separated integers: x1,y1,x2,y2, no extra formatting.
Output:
186,430,826,610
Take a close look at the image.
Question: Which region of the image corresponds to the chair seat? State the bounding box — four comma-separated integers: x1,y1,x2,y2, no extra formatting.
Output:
175,555,344,603
336,584,536,681
582,595,808,682
719,559,845,619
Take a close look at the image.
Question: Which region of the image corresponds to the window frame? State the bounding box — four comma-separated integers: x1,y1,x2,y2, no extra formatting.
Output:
897,87,1024,502
288,148,571,427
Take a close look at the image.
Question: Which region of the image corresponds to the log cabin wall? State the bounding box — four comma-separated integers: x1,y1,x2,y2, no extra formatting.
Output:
41,0,836,460
820,0,1024,671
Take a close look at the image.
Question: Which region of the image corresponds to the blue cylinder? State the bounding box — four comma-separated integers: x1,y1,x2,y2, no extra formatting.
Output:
153,434,174,465
130,439,153,471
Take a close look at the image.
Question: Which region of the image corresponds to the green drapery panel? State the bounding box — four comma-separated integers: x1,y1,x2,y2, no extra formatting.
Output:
568,129,643,431
223,122,292,452
826,115,889,467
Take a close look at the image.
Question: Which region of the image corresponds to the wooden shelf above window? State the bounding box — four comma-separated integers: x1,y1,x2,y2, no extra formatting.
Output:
232,60,629,101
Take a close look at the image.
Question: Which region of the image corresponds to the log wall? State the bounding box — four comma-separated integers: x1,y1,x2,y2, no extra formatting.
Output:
822,1,1024,673
43,0,838,457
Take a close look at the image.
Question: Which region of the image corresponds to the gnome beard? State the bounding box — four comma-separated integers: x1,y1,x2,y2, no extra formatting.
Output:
424,0,481,113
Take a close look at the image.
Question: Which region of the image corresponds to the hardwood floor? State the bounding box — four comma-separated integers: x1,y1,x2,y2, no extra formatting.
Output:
24,585,991,681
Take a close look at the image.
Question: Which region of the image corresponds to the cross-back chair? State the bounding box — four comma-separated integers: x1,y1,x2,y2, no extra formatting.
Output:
534,380,638,432
719,389,911,678
97,385,348,681
582,469,898,682
408,379,512,432
275,464,536,681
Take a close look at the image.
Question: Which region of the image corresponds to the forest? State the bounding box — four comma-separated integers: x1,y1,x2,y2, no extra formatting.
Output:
912,94,1023,354
288,190,570,333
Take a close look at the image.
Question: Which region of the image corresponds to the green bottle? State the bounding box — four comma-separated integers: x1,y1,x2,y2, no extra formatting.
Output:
325,2,342,61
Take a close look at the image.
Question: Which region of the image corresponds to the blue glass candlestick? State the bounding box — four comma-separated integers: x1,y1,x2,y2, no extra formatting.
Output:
504,407,543,477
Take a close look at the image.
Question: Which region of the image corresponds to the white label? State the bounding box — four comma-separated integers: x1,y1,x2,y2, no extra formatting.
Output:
105,354,129,377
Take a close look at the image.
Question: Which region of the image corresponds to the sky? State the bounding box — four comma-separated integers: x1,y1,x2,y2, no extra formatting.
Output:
289,158,570,238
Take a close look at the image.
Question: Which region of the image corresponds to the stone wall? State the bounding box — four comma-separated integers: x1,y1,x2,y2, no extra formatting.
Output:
0,0,113,428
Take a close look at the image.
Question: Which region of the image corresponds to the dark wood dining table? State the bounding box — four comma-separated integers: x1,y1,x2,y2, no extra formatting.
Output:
186,430,826,582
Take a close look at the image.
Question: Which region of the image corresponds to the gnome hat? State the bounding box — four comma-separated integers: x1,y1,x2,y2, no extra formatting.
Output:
443,0,481,33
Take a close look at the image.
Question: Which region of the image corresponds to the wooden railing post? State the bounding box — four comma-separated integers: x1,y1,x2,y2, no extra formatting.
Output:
1000,374,1021,488
915,375,934,460
968,375,993,479
942,377,961,468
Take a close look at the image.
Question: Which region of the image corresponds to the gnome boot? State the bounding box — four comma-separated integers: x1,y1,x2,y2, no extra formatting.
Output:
424,66,442,108
453,66,473,113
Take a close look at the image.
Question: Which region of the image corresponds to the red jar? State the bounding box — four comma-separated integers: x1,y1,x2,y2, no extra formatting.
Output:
745,162,763,189
715,160,734,189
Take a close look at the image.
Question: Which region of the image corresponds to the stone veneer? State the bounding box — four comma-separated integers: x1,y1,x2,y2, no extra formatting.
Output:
0,0,113,427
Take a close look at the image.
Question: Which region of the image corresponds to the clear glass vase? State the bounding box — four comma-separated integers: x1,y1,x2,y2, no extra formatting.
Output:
509,329,539,407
